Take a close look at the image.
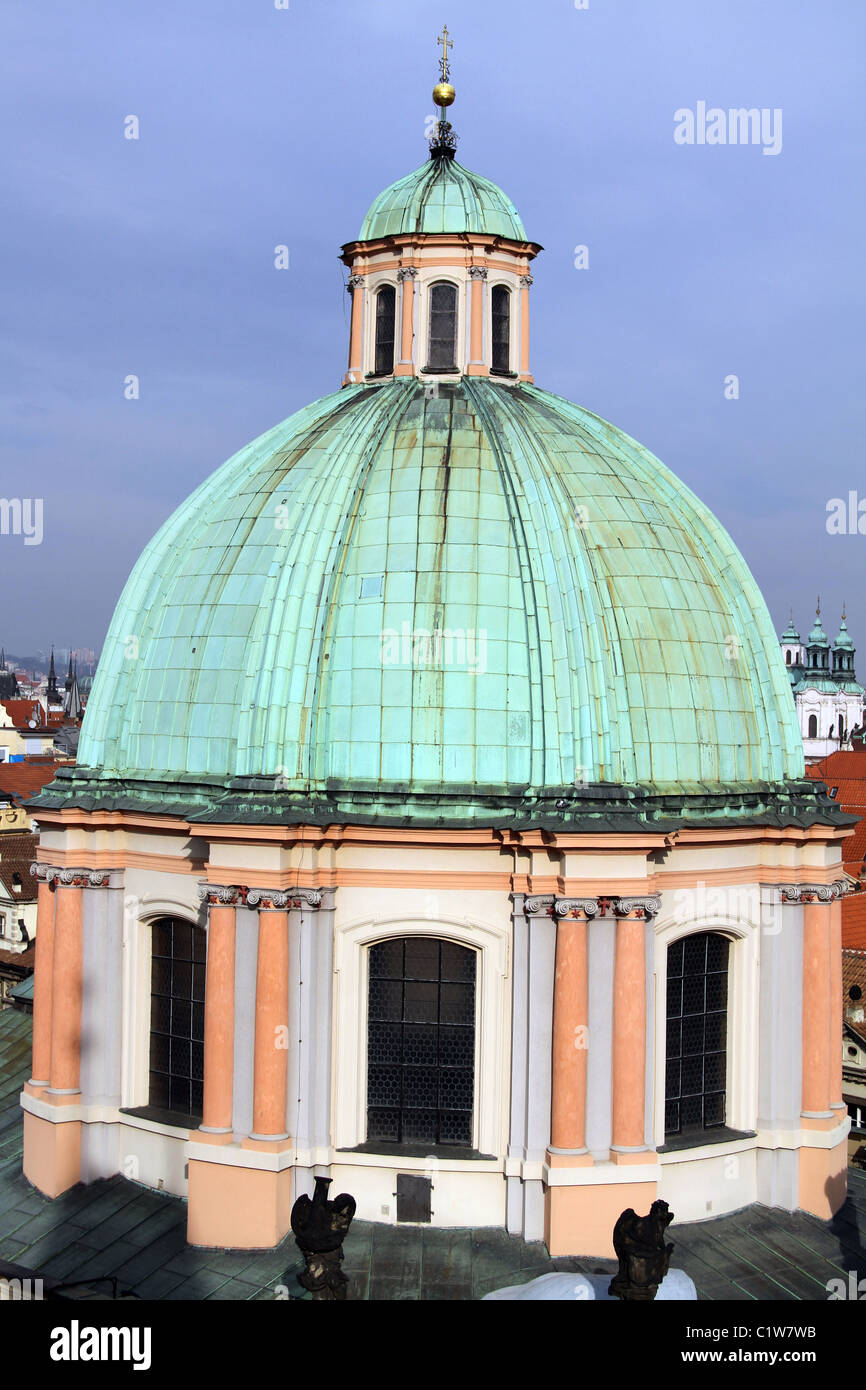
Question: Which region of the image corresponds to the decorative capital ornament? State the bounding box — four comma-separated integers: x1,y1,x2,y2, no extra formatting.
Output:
519,274,534,288
524,894,555,917
468,265,488,280
197,884,241,906
777,880,851,904
246,889,291,911
397,266,419,282
554,897,600,919
346,275,364,294
613,895,662,920
32,863,109,888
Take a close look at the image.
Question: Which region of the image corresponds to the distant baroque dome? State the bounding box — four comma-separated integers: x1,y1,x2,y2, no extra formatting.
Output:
358,157,527,242
75,379,804,810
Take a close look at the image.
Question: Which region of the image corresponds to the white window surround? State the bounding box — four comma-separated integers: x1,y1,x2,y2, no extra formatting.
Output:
332,912,510,1159
652,912,759,1150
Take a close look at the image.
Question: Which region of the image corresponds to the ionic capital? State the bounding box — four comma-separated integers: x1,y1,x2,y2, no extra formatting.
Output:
554,897,600,919
612,895,661,920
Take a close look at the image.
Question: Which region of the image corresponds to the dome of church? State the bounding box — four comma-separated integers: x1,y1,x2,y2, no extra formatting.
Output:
74,378,803,813
358,156,527,242
834,614,854,651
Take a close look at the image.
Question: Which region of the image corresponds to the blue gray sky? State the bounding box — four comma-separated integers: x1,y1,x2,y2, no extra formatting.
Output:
3,0,864,660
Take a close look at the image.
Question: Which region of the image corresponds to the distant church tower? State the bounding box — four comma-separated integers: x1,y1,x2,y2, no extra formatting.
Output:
782,602,866,761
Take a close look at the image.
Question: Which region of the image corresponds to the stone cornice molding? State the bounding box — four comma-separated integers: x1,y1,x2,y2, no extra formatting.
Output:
31,864,109,888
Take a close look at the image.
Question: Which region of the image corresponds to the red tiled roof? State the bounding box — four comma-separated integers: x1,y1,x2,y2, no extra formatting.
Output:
0,944,34,970
0,762,60,803
1,699,47,730
843,896,866,951
843,949,866,1044
0,832,37,902
806,752,866,944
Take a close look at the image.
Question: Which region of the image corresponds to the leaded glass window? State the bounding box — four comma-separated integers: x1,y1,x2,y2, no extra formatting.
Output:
367,937,476,1146
665,932,729,1137
427,282,458,371
374,285,395,375
149,917,206,1119
491,284,511,373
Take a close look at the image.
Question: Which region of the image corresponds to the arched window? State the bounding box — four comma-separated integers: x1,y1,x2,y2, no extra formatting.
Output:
149,917,206,1119
665,932,729,1137
785,650,792,665
491,284,511,374
367,936,476,1146
839,716,845,739
808,714,818,738
427,282,458,372
374,285,395,375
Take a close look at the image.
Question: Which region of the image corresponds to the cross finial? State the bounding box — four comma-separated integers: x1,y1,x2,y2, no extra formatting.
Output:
437,24,453,82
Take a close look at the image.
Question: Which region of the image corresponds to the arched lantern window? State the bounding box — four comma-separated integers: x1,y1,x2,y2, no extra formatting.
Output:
491,284,511,374
374,285,396,375
808,714,818,738
427,282,458,372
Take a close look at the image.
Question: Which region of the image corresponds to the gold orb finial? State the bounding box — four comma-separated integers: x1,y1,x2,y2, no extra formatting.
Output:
433,81,455,107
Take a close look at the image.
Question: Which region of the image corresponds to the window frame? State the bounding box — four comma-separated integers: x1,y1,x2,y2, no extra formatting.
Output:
653,914,757,1151
489,282,513,376
424,279,460,374
372,283,396,377
332,913,509,1159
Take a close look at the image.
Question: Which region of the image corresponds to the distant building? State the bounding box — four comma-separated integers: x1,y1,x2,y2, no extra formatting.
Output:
781,604,866,762
843,950,866,1160
805,749,866,949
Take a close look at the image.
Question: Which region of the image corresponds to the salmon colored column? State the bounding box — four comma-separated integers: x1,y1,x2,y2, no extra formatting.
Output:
250,901,290,1141
29,875,56,1089
48,884,84,1095
829,892,844,1111
343,274,365,385
518,274,533,380
396,266,417,374
467,265,487,375
200,892,238,1136
611,898,658,1156
550,901,596,1153
802,898,833,1117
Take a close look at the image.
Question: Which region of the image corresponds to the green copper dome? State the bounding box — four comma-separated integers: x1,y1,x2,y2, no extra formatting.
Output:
74,379,804,808
834,614,855,651
358,157,527,242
